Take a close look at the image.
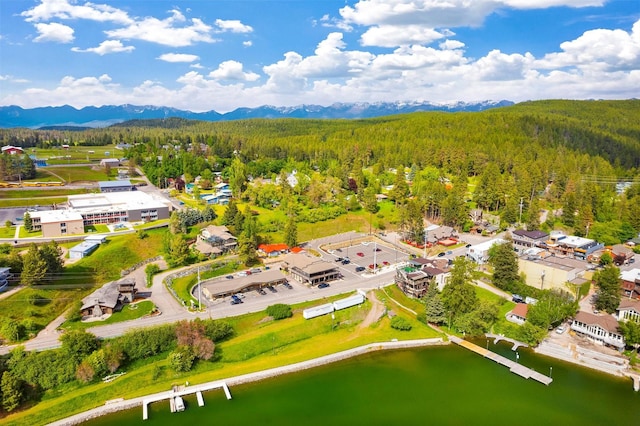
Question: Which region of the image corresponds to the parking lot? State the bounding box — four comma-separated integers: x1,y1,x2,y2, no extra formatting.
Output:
325,241,408,277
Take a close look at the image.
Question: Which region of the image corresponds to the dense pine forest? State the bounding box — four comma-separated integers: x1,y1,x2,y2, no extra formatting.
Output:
1,99,639,242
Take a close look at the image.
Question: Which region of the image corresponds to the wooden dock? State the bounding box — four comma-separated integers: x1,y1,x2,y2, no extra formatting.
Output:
450,336,552,386
142,382,232,420
486,333,528,351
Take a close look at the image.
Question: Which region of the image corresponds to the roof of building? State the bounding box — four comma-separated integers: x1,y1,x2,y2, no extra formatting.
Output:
258,243,289,253
67,191,168,212
1,145,24,153
100,158,120,163
560,236,594,248
99,180,132,189
194,239,222,255
70,241,100,253
468,238,506,252
290,247,305,254
512,229,549,240
80,278,136,311
30,209,84,223
283,253,337,275
621,269,640,283
202,269,286,296
201,225,236,241
511,303,528,318
574,311,620,334
618,298,640,312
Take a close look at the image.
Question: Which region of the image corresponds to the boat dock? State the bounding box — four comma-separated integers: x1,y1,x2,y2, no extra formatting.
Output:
450,336,552,386
142,382,232,420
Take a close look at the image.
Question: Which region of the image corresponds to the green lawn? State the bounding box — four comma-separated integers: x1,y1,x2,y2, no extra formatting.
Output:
49,166,112,183
0,226,15,238
2,197,67,208
61,301,156,331
85,224,110,233
0,188,89,199
19,227,43,238
33,145,119,165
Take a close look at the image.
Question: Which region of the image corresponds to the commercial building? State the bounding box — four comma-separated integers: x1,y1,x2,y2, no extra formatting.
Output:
466,238,506,264
518,255,587,291
511,229,549,249
281,253,340,286
201,270,288,299
620,269,640,299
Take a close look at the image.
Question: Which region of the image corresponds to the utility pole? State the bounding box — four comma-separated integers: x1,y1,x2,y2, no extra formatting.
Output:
424,229,428,259
197,267,201,311
519,197,524,224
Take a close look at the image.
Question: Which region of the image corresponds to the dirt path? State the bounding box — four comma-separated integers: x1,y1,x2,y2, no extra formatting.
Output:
358,291,386,329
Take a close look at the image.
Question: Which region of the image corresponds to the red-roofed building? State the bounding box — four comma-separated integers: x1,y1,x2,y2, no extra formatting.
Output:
290,246,304,254
507,303,528,324
258,243,290,257
1,145,24,155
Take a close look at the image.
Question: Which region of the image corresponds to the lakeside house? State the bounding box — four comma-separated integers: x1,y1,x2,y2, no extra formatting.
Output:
394,257,449,298
507,303,528,324
570,311,625,351
616,298,640,323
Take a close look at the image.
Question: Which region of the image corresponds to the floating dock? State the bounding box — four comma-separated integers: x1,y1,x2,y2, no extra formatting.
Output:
142,382,232,420
450,335,552,386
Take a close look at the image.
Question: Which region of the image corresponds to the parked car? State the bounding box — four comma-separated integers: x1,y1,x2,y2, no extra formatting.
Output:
375,247,382,252
257,288,267,295
230,298,242,305
225,275,234,279
335,257,343,262
512,294,524,303
446,250,453,255
465,243,472,248
251,268,262,273
383,261,390,266
555,325,566,334
318,283,330,289
283,282,293,289
438,252,446,257
342,259,350,264
357,252,365,257
267,285,277,293
355,266,366,272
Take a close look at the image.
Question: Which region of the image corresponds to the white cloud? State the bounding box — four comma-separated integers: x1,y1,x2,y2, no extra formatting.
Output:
33,22,74,43
209,61,260,81
190,63,204,69
243,41,253,47
537,22,640,72
105,10,216,47
22,0,132,24
360,25,448,47
215,19,253,33
71,40,134,55
157,53,200,63
473,50,535,81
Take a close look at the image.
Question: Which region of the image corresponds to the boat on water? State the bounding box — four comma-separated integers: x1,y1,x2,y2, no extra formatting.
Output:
174,396,185,412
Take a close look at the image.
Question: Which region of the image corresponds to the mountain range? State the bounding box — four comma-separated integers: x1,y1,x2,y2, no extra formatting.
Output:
0,100,514,129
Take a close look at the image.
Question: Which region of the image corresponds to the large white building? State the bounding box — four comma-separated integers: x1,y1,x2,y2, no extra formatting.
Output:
466,238,506,264
30,192,171,237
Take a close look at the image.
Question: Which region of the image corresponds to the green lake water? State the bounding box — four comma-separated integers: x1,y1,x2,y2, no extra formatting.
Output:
84,342,640,426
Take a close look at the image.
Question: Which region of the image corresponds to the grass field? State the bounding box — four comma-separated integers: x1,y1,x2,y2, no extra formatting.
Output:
0,188,89,199
170,261,240,307
2,287,442,426
31,145,119,165
46,165,111,183
0,226,15,238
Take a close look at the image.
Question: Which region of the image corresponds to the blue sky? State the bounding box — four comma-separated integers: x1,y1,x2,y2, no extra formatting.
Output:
1,0,639,112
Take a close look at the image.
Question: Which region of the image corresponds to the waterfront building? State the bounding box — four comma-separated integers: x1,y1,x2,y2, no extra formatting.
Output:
620,268,640,299
570,311,625,350
616,298,640,323
518,255,587,291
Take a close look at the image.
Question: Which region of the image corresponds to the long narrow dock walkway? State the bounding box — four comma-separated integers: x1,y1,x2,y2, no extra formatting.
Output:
450,336,552,386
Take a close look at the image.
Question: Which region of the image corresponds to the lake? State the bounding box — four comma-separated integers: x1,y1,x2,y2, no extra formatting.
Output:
84,342,639,425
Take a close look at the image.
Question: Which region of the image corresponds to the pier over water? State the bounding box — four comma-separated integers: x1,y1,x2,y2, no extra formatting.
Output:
449,336,552,386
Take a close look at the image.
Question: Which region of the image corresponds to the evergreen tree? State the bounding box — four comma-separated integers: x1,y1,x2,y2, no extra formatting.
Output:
221,199,238,226
526,197,541,230
389,165,409,205
594,265,621,314
23,211,32,233
40,240,64,275
284,215,298,248
362,186,379,214
488,241,520,292
238,209,259,265
167,235,190,267
20,243,47,285
1,371,22,412
229,157,247,198
424,283,446,324
202,205,216,222
441,257,478,326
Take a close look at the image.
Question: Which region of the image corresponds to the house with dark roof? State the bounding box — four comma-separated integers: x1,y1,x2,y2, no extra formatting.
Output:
395,258,449,298
196,225,237,257
281,253,340,286
512,229,549,249
620,269,640,300
571,311,625,350
80,278,137,318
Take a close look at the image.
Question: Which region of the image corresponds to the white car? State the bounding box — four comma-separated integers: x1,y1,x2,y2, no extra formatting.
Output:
555,326,566,334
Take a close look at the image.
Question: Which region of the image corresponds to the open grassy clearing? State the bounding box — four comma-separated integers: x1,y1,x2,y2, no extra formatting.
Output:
61,300,156,331
0,226,15,238
32,145,119,164
170,261,240,307
3,197,67,208
3,290,441,426
48,165,111,183
19,227,43,238
0,188,89,199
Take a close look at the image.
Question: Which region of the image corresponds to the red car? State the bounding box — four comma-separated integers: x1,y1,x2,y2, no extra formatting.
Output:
357,252,365,257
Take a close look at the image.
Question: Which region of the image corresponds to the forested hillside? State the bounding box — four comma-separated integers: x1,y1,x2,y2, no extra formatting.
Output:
1,100,639,242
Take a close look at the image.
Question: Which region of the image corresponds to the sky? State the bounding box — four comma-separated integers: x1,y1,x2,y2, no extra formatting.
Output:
0,0,639,112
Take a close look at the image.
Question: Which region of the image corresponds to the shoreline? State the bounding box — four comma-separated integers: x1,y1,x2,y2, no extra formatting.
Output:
48,337,447,425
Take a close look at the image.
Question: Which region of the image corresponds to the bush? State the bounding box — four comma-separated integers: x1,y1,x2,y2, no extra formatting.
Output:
266,304,293,320
390,316,412,331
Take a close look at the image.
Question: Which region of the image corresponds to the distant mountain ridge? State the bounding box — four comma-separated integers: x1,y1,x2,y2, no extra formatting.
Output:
0,100,514,128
